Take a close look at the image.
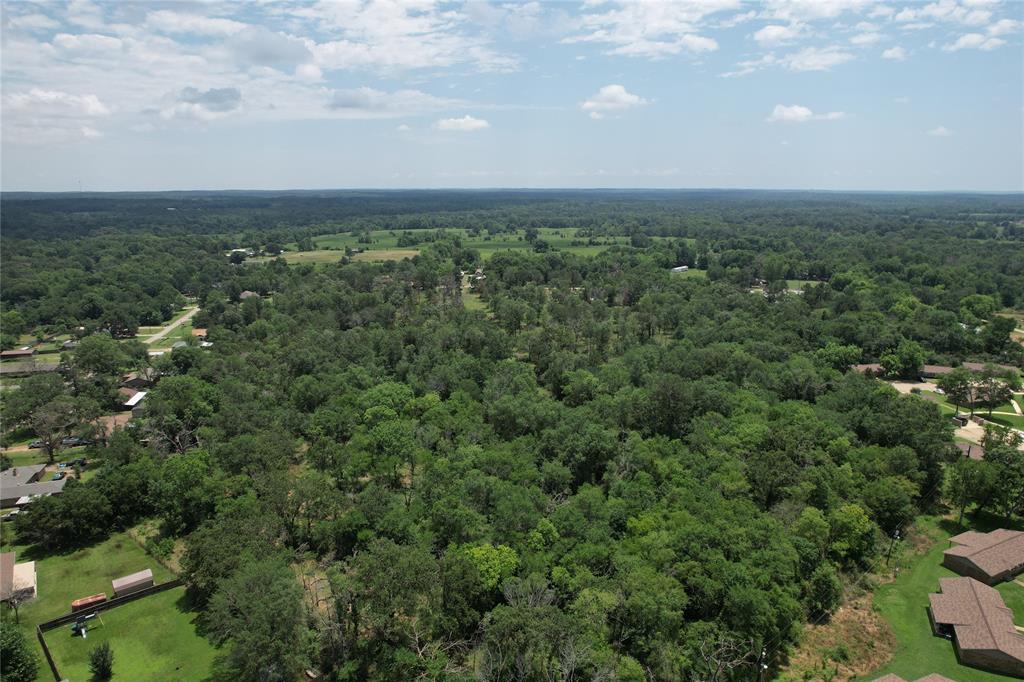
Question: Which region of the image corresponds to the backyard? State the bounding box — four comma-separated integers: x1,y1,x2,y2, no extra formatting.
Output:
43,586,217,682
861,515,1024,682
0,526,216,681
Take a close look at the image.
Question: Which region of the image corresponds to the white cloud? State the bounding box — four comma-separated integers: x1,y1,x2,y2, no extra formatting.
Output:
294,63,323,82
435,115,490,132
146,10,248,36
766,104,846,122
753,23,803,46
780,45,854,71
762,0,875,23
850,31,883,45
396,124,411,132
580,84,647,119
943,32,1006,51
5,13,60,31
66,0,105,30
302,2,516,73
882,46,908,60
5,88,111,117
328,87,461,119
896,1,995,27
926,125,953,136
564,1,730,59
893,96,911,103
988,18,1021,36
81,125,102,139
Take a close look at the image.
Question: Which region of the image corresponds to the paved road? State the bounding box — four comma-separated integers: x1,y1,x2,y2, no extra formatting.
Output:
146,307,199,345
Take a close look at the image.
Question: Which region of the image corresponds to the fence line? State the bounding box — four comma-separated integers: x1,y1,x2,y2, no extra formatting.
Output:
35,578,185,681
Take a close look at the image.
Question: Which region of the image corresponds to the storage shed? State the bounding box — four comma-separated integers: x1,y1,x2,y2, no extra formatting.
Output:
111,568,154,597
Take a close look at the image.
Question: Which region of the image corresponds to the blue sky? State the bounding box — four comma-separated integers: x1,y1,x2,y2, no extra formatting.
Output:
1,0,1021,191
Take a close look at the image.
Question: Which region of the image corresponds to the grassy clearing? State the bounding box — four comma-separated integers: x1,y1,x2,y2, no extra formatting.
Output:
861,515,1024,682
44,586,217,682
350,248,420,262
256,228,652,266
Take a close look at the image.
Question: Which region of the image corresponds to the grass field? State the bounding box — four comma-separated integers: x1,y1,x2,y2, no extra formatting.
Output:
251,228,647,266
44,586,217,682
862,515,1024,682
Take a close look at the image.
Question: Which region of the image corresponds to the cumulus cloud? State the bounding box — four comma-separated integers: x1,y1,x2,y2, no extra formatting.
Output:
227,27,311,68
943,32,1006,51
926,125,953,136
564,1,728,58
882,46,908,60
766,104,846,122
850,31,883,45
988,18,1021,36
163,86,242,120
5,13,60,31
780,45,855,71
5,88,111,117
435,115,490,132
327,87,461,119
146,10,248,36
580,84,647,119
753,24,803,46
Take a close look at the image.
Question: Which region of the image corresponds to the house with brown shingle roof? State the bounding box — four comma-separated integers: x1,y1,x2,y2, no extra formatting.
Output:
928,576,1024,677
943,528,1024,585
873,675,955,682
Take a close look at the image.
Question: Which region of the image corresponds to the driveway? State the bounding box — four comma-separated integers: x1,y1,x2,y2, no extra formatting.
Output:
146,307,199,345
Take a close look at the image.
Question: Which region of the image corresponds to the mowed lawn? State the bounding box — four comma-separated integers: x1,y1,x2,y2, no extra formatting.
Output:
44,586,217,682
862,516,1024,682
0,526,215,680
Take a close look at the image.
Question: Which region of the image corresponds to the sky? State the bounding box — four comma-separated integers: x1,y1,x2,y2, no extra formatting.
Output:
1,0,1022,192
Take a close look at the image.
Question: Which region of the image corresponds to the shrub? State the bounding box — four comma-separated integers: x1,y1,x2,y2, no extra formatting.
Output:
89,641,114,680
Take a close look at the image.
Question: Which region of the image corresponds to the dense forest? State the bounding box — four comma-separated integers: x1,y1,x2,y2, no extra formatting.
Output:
2,191,1023,681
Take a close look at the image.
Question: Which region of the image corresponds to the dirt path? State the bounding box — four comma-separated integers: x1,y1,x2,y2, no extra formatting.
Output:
145,306,199,345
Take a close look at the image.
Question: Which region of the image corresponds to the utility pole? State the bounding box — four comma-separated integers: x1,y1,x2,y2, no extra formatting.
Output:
886,529,901,565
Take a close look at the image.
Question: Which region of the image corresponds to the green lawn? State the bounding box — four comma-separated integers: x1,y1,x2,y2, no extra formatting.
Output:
862,515,1024,682
44,586,217,682
0,527,195,676
253,228,650,265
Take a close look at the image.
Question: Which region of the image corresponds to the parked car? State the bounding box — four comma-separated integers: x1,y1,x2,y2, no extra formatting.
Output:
52,471,66,480
70,458,88,467
60,437,93,447
28,440,45,449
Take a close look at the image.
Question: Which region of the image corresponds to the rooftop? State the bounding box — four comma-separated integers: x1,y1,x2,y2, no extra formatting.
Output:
0,463,46,487
2,479,68,501
946,528,1024,580
929,576,1024,664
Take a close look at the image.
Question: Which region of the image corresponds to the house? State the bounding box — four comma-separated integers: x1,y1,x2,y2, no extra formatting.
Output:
943,529,1024,585
955,442,985,460
671,265,689,273
0,464,46,489
853,363,884,376
239,290,260,300
0,478,68,507
121,368,157,390
928,576,1024,676
111,568,154,597
0,552,37,603
191,328,208,339
0,348,36,360
61,339,79,350
873,676,955,682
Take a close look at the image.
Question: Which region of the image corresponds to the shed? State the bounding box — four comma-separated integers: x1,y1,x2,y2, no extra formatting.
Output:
111,568,154,597
1,552,37,603
191,328,208,338
239,290,260,300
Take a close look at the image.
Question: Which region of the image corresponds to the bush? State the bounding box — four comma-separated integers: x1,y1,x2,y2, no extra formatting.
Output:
89,641,114,680
1,626,39,682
